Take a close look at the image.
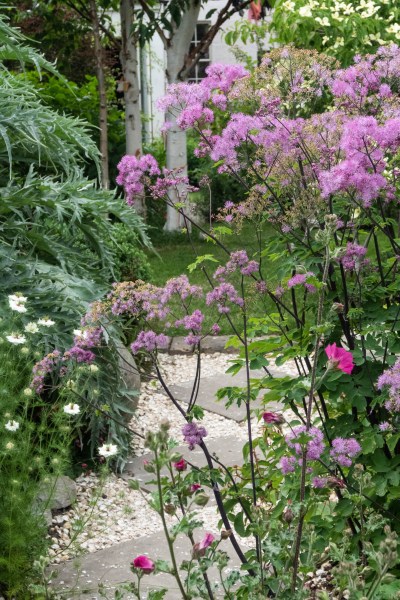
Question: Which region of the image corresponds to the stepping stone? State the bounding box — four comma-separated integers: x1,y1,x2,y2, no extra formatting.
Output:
50,529,247,599
163,368,285,422
122,435,244,491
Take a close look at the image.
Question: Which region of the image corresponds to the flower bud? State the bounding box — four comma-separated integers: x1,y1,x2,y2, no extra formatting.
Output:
194,493,210,507
282,507,294,523
164,503,176,515
332,302,344,313
143,459,155,473
221,529,232,540
173,458,187,472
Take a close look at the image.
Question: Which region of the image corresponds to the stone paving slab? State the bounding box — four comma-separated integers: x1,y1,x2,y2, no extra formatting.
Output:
163,368,285,422
51,529,245,599
121,435,244,491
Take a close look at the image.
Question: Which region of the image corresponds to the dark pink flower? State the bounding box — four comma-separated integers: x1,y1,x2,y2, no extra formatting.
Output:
190,483,201,493
262,412,284,425
325,343,354,374
132,555,155,574
173,458,187,471
198,533,214,550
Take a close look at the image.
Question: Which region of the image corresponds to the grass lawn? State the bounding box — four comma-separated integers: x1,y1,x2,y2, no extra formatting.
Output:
145,223,278,336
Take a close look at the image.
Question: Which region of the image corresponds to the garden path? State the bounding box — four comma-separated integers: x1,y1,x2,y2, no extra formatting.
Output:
50,337,295,599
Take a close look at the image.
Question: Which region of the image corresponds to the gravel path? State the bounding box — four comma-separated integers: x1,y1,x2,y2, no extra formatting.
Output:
48,353,297,563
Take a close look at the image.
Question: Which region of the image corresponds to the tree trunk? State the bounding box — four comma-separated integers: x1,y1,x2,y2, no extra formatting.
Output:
120,0,145,215
89,0,109,190
164,0,200,232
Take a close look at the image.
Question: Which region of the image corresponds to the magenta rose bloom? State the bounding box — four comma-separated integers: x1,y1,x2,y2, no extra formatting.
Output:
190,483,201,493
262,412,284,424
173,458,187,471
325,343,354,374
132,555,155,574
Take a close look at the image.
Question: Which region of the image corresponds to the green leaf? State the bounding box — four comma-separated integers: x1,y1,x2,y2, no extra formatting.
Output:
187,254,219,273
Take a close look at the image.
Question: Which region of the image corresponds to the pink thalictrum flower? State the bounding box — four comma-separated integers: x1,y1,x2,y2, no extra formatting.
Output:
325,343,354,374
132,555,155,574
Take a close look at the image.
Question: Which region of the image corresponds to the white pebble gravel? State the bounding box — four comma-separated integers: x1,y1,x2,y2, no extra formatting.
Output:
49,352,297,563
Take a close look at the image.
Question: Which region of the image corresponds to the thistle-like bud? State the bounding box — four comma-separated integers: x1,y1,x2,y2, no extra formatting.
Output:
282,506,294,523
221,529,232,540
164,503,176,515
194,493,210,507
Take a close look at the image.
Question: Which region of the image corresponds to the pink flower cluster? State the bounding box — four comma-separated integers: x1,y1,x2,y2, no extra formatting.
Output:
116,154,160,205
32,350,61,393
280,426,325,474
182,421,208,450
206,282,244,314
131,331,170,354
377,359,400,412
340,242,369,272
330,437,361,467
287,272,316,294
213,250,259,282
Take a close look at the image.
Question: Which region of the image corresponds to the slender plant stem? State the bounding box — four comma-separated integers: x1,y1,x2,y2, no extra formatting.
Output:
154,448,188,599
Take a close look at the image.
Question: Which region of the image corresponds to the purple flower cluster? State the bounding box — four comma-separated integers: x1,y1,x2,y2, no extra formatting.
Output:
175,309,204,346
206,282,244,314
280,426,325,474
131,331,170,354
214,250,259,281
63,346,95,364
32,350,61,393
286,426,325,460
182,422,208,450
330,437,361,467
157,64,248,132
74,327,102,349
377,359,400,412
340,242,369,272
116,154,160,204
287,272,316,294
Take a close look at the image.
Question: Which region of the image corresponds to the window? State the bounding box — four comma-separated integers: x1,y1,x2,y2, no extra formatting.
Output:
187,22,210,83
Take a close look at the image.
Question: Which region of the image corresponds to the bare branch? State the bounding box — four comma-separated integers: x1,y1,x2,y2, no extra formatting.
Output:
177,0,254,80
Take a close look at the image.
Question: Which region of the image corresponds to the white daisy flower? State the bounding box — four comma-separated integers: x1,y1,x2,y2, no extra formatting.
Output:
24,322,39,334
9,300,27,313
38,318,55,327
63,403,81,416
98,443,118,458
5,420,20,432
6,334,27,345
8,294,27,304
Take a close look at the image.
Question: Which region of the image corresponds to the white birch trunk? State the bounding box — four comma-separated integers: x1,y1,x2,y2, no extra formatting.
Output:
120,0,146,215
164,1,200,232
89,0,109,189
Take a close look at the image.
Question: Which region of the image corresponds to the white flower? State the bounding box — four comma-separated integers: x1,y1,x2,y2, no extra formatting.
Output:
299,5,313,17
23,388,33,397
8,294,27,304
9,300,27,313
89,364,99,373
5,441,14,450
24,322,39,334
5,420,20,432
98,443,118,458
315,16,330,26
6,334,27,345
63,403,81,416
282,0,295,10
38,318,55,327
